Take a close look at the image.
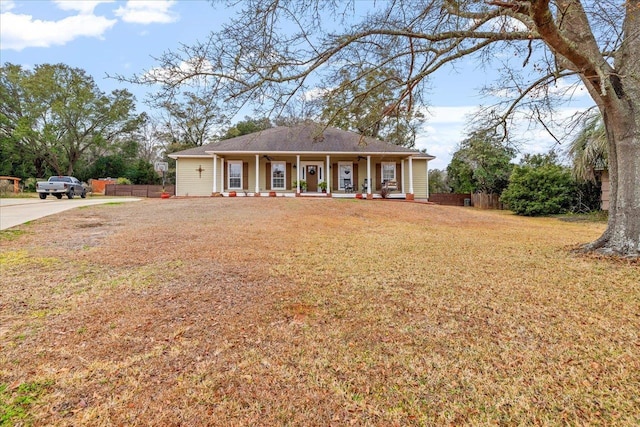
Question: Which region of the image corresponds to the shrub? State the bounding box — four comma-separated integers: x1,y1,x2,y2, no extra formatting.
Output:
116,177,132,185
23,178,37,192
501,154,576,216
0,180,12,195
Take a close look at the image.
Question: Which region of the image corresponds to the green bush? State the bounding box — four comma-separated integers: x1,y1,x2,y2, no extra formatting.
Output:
116,177,132,185
125,160,162,185
501,154,577,216
23,177,37,192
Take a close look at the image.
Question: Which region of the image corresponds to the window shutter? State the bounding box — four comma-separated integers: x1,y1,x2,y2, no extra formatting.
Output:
376,163,381,190
286,163,292,190
265,162,271,190
353,163,359,190
243,162,249,190
224,161,227,189
396,162,402,192
332,163,338,191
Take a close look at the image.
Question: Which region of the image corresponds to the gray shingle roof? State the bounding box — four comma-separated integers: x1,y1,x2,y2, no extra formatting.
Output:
169,123,435,159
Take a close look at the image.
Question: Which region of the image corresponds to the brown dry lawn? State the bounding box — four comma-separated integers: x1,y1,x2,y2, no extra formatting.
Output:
1,198,638,426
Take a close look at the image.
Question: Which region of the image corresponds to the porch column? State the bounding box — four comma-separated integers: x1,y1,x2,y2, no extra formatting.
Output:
401,159,405,195
296,155,301,194
367,156,372,199
255,154,260,195
408,156,414,200
220,157,225,193
212,154,217,194
175,159,179,195
326,155,331,195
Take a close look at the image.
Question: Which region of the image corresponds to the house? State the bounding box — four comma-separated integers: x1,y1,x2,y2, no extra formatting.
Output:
169,123,435,199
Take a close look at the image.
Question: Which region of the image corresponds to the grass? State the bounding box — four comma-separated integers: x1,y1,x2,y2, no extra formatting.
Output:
555,210,609,223
0,192,38,199
0,380,53,426
0,230,26,242
0,198,638,425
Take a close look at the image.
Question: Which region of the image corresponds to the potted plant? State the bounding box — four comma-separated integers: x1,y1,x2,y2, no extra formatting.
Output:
294,180,307,192
318,181,327,193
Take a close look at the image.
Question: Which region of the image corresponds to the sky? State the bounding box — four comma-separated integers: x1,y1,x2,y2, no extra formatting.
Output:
0,0,594,170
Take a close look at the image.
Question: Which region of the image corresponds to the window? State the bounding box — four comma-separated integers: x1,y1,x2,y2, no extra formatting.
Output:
338,163,352,190
228,161,242,189
271,162,285,189
382,162,396,183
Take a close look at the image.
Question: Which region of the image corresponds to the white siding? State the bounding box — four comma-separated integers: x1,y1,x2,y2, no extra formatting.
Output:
176,158,214,196
411,159,428,199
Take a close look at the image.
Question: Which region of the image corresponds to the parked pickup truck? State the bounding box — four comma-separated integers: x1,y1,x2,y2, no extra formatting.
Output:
36,176,87,199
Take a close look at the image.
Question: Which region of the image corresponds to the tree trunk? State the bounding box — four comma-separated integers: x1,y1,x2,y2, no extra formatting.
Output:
575,0,640,257
585,108,640,257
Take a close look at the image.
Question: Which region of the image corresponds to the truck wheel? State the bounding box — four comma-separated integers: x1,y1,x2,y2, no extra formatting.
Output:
67,189,74,199
55,193,63,199
39,193,47,199
80,190,87,199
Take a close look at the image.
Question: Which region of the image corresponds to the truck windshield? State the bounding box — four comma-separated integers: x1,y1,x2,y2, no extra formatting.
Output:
49,177,71,182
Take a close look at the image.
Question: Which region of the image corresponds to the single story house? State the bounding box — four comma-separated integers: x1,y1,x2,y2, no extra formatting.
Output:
169,123,435,199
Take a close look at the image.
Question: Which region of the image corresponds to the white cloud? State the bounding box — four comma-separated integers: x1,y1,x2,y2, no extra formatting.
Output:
114,0,178,24
143,58,216,87
484,15,529,32
0,9,117,51
414,106,478,169
302,87,329,101
423,106,477,124
54,0,114,15
0,1,16,13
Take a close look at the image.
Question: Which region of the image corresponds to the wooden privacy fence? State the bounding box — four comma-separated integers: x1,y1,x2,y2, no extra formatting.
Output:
429,193,471,206
429,192,504,209
471,193,504,209
105,184,175,198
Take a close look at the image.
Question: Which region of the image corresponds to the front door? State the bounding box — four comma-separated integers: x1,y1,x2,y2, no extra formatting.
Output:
306,165,318,192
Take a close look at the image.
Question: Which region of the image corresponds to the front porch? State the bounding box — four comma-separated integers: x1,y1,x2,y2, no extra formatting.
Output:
204,153,423,200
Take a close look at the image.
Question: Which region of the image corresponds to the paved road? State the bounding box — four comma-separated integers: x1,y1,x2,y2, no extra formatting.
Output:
0,197,141,230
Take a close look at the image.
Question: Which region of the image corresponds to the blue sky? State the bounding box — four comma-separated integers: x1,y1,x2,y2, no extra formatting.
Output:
0,0,593,170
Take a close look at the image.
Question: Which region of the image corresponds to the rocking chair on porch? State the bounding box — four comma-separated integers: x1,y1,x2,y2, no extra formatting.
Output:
343,178,354,193
382,179,398,191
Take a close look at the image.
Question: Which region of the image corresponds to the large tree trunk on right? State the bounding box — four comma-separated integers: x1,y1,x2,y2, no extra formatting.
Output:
576,0,640,257
584,104,640,257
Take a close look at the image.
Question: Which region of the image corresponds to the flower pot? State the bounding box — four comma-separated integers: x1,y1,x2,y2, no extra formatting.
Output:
355,193,363,199
269,191,276,197
161,192,170,199
229,191,237,197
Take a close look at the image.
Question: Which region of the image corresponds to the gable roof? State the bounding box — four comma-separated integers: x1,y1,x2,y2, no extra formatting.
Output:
169,123,435,159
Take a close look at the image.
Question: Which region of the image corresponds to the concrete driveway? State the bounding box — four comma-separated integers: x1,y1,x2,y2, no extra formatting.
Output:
0,197,141,230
